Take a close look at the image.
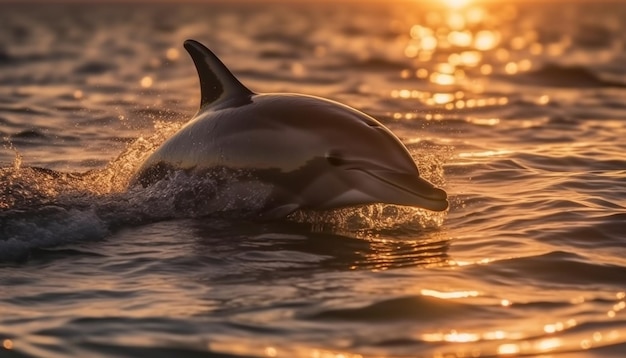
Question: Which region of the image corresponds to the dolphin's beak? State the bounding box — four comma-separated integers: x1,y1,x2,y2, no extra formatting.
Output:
364,170,449,211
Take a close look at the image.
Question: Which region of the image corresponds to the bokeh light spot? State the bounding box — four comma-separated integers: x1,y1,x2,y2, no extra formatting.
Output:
140,76,153,88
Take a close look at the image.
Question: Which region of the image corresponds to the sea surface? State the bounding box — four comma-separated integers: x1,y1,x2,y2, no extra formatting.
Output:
1,1,625,357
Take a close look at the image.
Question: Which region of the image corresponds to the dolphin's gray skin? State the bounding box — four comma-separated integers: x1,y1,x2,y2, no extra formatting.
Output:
130,39,448,217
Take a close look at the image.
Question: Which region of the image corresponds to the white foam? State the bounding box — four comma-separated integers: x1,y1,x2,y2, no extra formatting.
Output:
0,207,109,261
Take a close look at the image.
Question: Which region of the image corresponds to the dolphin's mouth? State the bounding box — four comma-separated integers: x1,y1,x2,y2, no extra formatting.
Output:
361,169,449,211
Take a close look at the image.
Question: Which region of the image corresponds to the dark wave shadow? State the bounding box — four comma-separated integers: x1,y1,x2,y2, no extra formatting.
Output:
510,64,626,88
187,218,450,279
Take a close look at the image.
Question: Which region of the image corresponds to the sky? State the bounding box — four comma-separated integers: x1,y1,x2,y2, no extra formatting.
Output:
0,0,618,3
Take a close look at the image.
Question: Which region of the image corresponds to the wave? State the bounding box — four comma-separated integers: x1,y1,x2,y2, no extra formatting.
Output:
307,295,489,322
465,251,626,287
0,167,273,262
74,60,117,75
512,64,626,88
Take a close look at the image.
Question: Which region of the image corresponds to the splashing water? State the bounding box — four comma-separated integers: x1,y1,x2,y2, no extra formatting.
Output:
0,118,448,262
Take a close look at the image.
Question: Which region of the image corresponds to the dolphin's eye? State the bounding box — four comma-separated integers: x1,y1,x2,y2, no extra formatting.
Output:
326,150,346,166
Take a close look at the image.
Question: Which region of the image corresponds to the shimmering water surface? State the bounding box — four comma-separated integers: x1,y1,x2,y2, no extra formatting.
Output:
1,1,625,357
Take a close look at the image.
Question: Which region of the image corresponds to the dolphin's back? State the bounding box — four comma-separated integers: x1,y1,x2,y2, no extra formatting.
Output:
129,40,448,215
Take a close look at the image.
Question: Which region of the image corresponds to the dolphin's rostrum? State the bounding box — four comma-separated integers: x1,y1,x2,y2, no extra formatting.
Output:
130,39,448,217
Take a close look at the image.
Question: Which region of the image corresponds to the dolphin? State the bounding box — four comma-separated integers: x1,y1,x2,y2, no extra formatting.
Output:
130,39,448,217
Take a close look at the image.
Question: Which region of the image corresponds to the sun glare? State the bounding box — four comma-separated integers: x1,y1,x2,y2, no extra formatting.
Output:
441,0,472,9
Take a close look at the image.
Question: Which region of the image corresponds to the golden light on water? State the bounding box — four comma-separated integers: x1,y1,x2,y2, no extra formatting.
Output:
544,319,577,334
504,62,519,75
392,0,551,121
165,47,180,61
417,311,625,356
431,92,455,105
209,339,366,358
458,149,512,158
2,339,13,350
264,346,277,357
422,331,480,343
421,328,525,344
420,288,479,299
448,30,472,47
536,338,563,352
429,72,456,85
608,300,626,318
440,0,472,9
474,30,498,50
466,117,500,126
140,76,154,88
498,343,520,355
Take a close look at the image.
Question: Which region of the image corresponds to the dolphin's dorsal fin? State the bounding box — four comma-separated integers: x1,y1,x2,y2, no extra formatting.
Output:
183,39,253,109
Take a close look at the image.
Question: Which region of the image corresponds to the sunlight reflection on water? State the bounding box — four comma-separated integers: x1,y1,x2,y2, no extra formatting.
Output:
391,0,557,124
1,0,626,357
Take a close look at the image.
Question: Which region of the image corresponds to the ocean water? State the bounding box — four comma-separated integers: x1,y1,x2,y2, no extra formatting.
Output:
1,1,625,357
